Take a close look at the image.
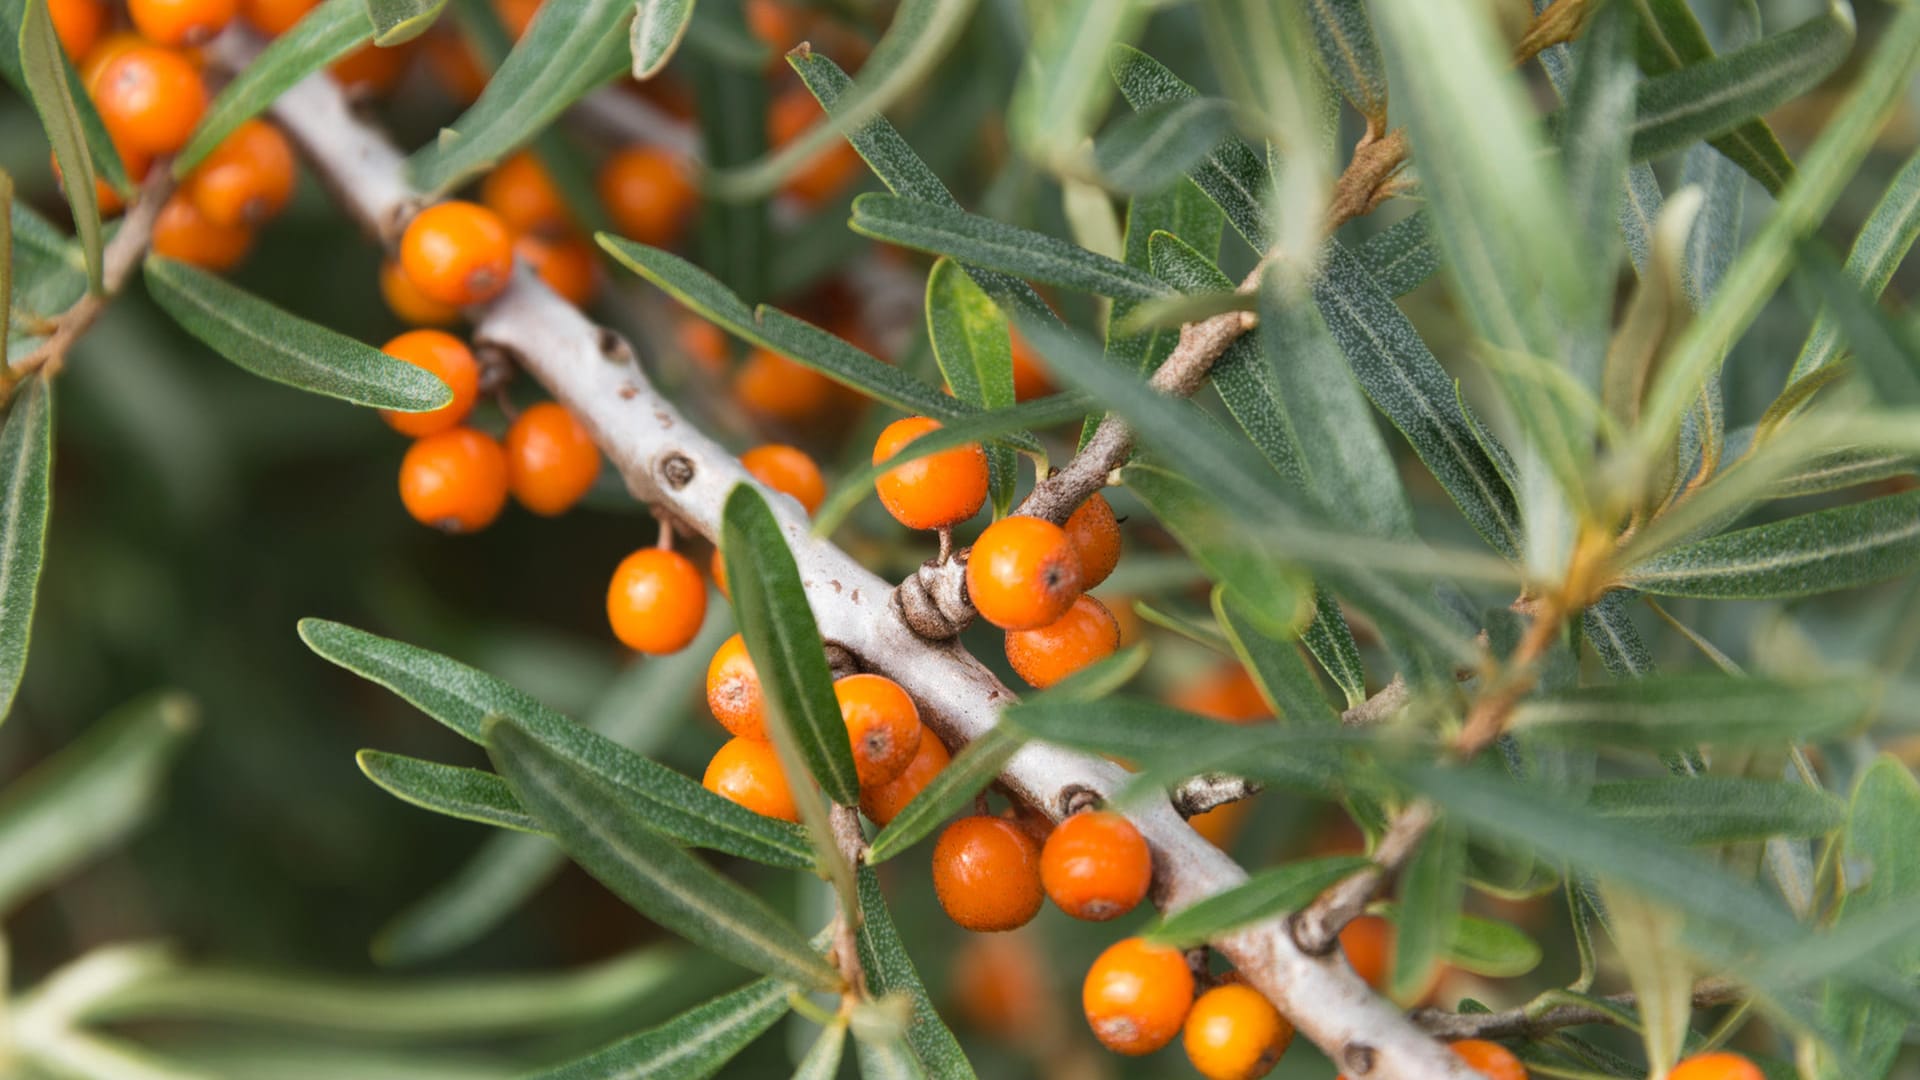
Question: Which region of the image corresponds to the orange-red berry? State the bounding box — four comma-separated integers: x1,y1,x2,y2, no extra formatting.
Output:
703,736,798,822
835,673,921,788
932,815,1045,932
150,192,252,271
1009,326,1054,401
186,118,296,228
129,0,237,47
1006,594,1120,689
1172,662,1271,724
677,317,731,373
597,146,696,248
734,348,841,423
49,0,106,59
705,633,765,741
1063,493,1121,589
872,416,987,530
399,200,514,307
398,427,509,533
1339,914,1393,990
860,725,948,825
515,231,600,307
1669,1053,1763,1080
1184,983,1293,1080
378,330,480,438
1447,1040,1528,1080
1082,937,1195,1055
504,401,600,516
239,0,317,34
606,547,707,655
1040,809,1150,921
94,45,207,156
967,516,1084,631
741,443,825,516
950,933,1049,1043
481,150,571,236
329,41,412,97
381,258,462,327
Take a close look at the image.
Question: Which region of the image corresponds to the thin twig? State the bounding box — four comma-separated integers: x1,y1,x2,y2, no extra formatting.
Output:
1292,799,1436,955
828,803,869,996
1410,978,1743,1040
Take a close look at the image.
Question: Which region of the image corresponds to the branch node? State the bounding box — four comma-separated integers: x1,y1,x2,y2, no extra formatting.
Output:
660,453,695,490
1342,1043,1378,1076
891,555,974,640
474,343,516,394
596,327,635,364
1058,785,1101,818
824,642,860,681
1172,773,1262,818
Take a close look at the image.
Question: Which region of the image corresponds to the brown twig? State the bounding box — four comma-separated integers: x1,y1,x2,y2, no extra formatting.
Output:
828,803,869,996
1410,978,1743,1040
1292,799,1437,955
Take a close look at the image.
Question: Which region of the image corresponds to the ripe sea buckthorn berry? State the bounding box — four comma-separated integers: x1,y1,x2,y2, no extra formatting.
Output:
50,0,105,59
741,444,825,516
860,725,947,825
835,673,921,788
677,317,730,373
151,193,252,271
1082,937,1195,1055
767,86,863,205
1670,1053,1763,1080
1040,808,1149,920
377,330,479,438
398,427,508,533
515,232,600,307
1339,914,1393,990
607,547,707,655
706,634,765,740
186,119,296,228
872,417,987,530
709,547,730,600
129,0,237,47
932,815,1044,932
505,401,600,516
734,348,840,423
1184,983,1294,1080
1173,661,1271,724
703,736,798,822
1006,594,1120,690
400,201,515,307
81,32,146,93
381,259,461,327
239,0,316,34
482,151,571,236
597,146,695,248
1447,1040,1528,1080
94,45,207,156
493,0,541,38
51,138,150,217
951,933,1048,1042
1063,493,1121,588
1009,327,1054,401
967,516,1084,631
329,40,411,97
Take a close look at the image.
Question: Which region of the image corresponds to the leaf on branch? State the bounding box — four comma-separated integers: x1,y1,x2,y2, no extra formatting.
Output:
854,867,977,1079
1789,238,1920,404
356,751,542,835
2,0,129,195
1815,757,1920,1077
1789,149,1920,383
1304,0,1386,125
1631,0,1794,194
1622,490,1920,599
1355,212,1439,299
1092,97,1238,196
526,975,793,1079
630,0,696,79
1509,673,1871,748
1108,44,1272,251
1392,819,1466,1003
18,0,102,292
364,0,444,45
1588,777,1844,845
1147,856,1369,948
0,375,53,723
865,726,1018,866
925,258,1018,515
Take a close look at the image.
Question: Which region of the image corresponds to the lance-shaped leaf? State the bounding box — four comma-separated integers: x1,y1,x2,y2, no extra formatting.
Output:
1589,777,1844,846
1583,589,1655,680
1010,0,1143,168
1631,0,1794,194
528,975,792,1080
19,0,101,292
1128,464,1311,640
1393,820,1466,1003
1304,0,1385,124
486,717,838,989
865,727,1017,866
1510,674,1870,748
1108,181,1223,378
0,1,127,196
1443,914,1542,978
1147,856,1368,948
357,751,541,835
1093,98,1237,196
0,376,52,721
365,0,443,45
1791,239,1920,404
1598,880,1692,1077
854,868,976,1079
795,1021,848,1080
1357,213,1438,299
1623,490,1920,599
1213,588,1337,727
1791,149,1920,382
1768,448,1917,501
1109,44,1272,251
925,259,1016,515
145,257,452,411
1816,757,1920,1079
630,0,696,79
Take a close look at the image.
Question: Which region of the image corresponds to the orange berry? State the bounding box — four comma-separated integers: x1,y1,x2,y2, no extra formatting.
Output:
481,151,571,236
597,146,696,248
950,933,1049,1042
381,258,462,327
767,86,863,205
1172,662,1271,724
1670,1053,1763,1080
734,348,840,423
51,137,149,218
1040,809,1149,920
399,200,515,307
239,0,317,34
492,0,541,38
49,0,105,59
1339,914,1393,990
705,633,765,741
1184,983,1293,1080
129,0,236,47
1082,937,1195,1055
515,231,600,307
1006,594,1120,690
872,417,987,530
703,736,798,822
421,27,488,103
709,547,730,600
504,401,600,516
80,32,146,93
329,41,411,96
1189,799,1252,851
1009,326,1054,402
398,427,509,533
677,317,731,373
607,547,707,655
186,118,296,228
835,673,921,788
150,192,251,271
859,725,948,825
1063,493,1121,589
94,45,207,156
967,516,1083,631
1448,1040,1528,1080
744,0,803,54
377,330,480,438
741,444,825,516
932,815,1044,932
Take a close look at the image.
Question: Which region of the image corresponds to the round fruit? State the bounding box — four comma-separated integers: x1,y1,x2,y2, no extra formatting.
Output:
932,815,1045,932
50,0,105,58
504,401,600,516
481,150,571,236
399,200,515,307
606,547,707,655
1448,1040,1528,1080
151,192,252,271
967,516,1083,631
741,444,825,516
1040,809,1150,921
703,736,798,822
129,0,237,47
239,0,317,34
94,45,208,156
950,934,1048,1042
734,348,839,422
1669,1053,1764,1080
705,633,765,741
398,427,509,533
1063,493,1121,588
1339,914,1393,990
859,726,948,826
1005,594,1120,690
381,258,461,326
1183,983,1294,1080
835,673,921,788
515,232,600,307
597,146,696,248
1082,937,1195,1055
872,417,988,530
186,118,297,227
377,330,480,438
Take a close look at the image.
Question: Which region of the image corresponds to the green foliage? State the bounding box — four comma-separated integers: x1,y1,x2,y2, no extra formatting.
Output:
0,373,50,721
630,0,698,79
18,0,99,292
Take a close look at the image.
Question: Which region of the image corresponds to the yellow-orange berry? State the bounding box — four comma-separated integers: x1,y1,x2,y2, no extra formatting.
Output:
186,118,296,228
1669,1053,1763,1080
50,0,106,58
1082,937,1195,1055
94,45,207,156
705,634,765,741
597,146,696,248
1063,493,1121,589
381,258,462,327
399,200,514,307
481,150,571,236
150,192,252,271
1172,662,1271,724
967,516,1084,631
398,427,508,533
504,401,600,516
835,673,921,788
872,417,987,530
703,736,798,822
741,443,825,516
677,317,731,374
129,0,236,47
377,330,480,438
932,815,1044,932
1009,326,1054,402
950,933,1049,1043
1339,914,1393,990
1006,594,1120,690
492,0,541,38
329,41,412,96
734,348,840,423
515,231,600,307
607,547,707,655
860,725,948,825
239,0,317,34
1184,983,1293,1080
767,85,863,205
1040,809,1150,921
1448,1040,1528,1080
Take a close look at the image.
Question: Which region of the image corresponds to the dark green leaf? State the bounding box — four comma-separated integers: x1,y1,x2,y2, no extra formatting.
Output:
1213,588,1337,727
1768,448,1916,500
356,751,541,834
1302,591,1368,708
1106,182,1224,434
1356,213,1439,298
1790,149,1920,382
1093,98,1238,196
365,0,443,45
1631,0,1796,194
1304,0,1385,122
854,868,976,1080
1816,757,1920,1078
925,258,1016,516
1582,589,1655,680
19,0,100,292
1790,239,1920,403
0,375,52,721
1393,821,1465,1001
1128,464,1309,639
631,0,696,79
1589,777,1843,845
1108,44,1271,251
1624,490,1920,599
865,727,1017,866
1511,675,1870,748
529,976,792,1079
1147,856,1369,947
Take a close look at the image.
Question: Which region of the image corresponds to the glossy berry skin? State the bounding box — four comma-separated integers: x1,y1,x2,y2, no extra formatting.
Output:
504,402,600,516
187,119,296,227
514,232,600,307
129,0,237,47
50,0,105,59
932,816,1044,932
741,444,825,516
1183,983,1294,1080
872,417,988,530
151,193,252,271
399,201,515,307
1063,493,1121,588
1006,594,1120,690
607,548,707,655
398,427,509,533
967,516,1084,631
734,348,839,423
705,633,765,741
1082,937,1195,1056
1040,809,1150,921
598,146,696,248
703,736,798,822
380,259,461,326
860,726,948,825
1447,1040,1528,1080
835,674,922,788
481,150,571,236
239,0,317,34
1669,1053,1763,1080
94,45,207,156
378,330,480,438
1339,914,1393,990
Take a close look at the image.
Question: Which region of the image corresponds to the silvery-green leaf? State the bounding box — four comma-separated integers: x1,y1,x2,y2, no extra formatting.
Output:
1789,149,1920,383
528,976,792,1079
0,374,52,721
630,0,696,79
1624,490,1920,599
1010,0,1143,169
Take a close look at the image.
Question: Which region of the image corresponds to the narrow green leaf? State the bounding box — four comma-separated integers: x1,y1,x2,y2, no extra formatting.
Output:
1559,0,1636,332
1768,447,1916,501
144,257,452,411
0,0,126,196
1790,148,1920,382
1816,757,1920,1078
8,202,87,352
1213,588,1337,727
0,375,52,721
1302,591,1367,708
1582,588,1655,680
19,0,100,293
1011,0,1143,168
1598,880,1691,1076
631,0,696,79
1623,490,1920,599
487,717,838,989
1105,181,1225,457
1791,239,1920,403
1511,674,1870,748
795,1021,849,1080
1093,97,1238,197
1108,44,1272,251
854,868,976,1080
529,976,792,1080
1393,821,1465,1003
356,751,540,835
1304,0,1385,123
1631,0,1795,194
925,259,1016,516
365,0,443,45
1589,777,1844,845
865,727,1017,866
1444,913,1542,978
1147,856,1370,948
1127,464,1310,640
1356,213,1438,299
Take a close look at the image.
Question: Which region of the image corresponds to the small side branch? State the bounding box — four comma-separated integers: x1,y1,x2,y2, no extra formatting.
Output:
1411,978,1743,1040
1292,800,1436,955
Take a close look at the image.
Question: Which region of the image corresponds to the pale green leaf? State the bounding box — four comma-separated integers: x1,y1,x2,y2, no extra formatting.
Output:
1093,98,1237,196
1213,588,1338,727
1392,821,1465,1003
530,976,792,1080
19,0,100,292
1623,490,1920,599
864,727,1016,866
1356,213,1438,298
0,374,51,721
1597,880,1691,1077
631,0,696,79
365,0,443,45
1631,0,1795,194
1010,0,1143,168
